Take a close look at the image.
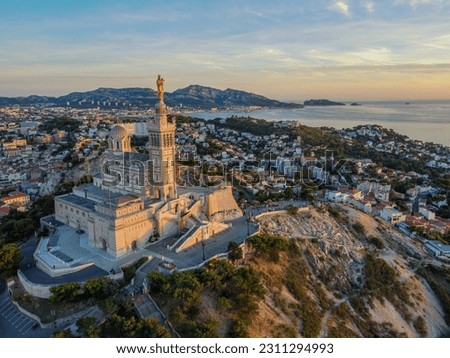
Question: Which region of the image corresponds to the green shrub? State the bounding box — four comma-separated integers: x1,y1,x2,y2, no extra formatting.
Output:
76,316,100,337
217,296,232,310
413,316,427,337
247,235,288,263
83,277,119,299
228,241,243,262
369,236,385,249
327,206,341,219
148,271,170,294
349,295,370,319
227,319,249,338
286,205,298,215
122,257,148,283
50,282,82,303
364,254,397,291
352,221,366,236
0,243,20,278
333,302,352,322
178,319,219,338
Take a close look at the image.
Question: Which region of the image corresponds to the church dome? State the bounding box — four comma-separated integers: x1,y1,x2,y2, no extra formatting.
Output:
110,125,128,139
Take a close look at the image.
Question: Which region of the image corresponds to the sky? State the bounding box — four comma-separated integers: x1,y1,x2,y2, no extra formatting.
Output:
1,0,450,101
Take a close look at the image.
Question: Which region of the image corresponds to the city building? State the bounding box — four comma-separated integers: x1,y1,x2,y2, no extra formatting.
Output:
424,240,450,258
47,76,242,258
0,191,30,207
380,208,406,224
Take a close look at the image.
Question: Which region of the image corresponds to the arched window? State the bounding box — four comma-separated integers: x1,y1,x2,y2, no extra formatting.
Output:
116,140,120,150
103,159,111,175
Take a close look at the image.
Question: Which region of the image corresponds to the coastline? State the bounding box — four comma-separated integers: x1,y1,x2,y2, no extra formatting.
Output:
191,101,450,147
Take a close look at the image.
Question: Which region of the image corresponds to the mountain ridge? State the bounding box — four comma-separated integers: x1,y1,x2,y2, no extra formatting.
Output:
0,85,302,109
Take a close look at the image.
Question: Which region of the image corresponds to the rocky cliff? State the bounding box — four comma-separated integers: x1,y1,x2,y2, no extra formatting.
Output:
247,204,449,337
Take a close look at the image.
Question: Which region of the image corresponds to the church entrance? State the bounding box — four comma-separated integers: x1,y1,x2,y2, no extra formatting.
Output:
100,237,107,251
131,240,137,250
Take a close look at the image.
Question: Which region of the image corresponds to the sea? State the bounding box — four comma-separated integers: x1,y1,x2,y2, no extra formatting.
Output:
191,101,450,147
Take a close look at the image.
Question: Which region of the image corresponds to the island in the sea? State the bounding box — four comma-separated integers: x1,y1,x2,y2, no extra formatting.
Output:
303,99,345,106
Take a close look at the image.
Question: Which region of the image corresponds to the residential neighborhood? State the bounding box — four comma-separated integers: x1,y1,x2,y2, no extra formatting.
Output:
1,103,448,264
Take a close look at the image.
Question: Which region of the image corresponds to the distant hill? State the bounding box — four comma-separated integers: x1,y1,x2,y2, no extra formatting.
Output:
304,99,345,106
0,85,303,109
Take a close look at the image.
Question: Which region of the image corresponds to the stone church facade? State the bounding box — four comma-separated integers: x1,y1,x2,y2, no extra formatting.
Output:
53,76,241,257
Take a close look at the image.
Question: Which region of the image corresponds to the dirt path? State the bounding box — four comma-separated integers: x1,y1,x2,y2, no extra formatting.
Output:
319,296,347,337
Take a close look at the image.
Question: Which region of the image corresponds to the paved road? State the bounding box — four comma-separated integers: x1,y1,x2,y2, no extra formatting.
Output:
0,292,53,338
19,235,40,271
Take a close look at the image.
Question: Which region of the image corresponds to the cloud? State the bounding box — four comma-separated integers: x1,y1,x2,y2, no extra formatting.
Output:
394,0,443,9
305,46,395,66
365,1,375,13
350,47,394,64
331,0,351,16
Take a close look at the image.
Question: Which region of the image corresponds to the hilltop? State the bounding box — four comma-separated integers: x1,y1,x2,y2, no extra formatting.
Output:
147,205,449,338
248,205,448,337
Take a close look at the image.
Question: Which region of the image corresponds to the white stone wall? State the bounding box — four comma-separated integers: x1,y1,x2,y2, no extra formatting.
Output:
205,186,242,218
17,271,54,299
113,214,155,254
175,226,204,252
55,196,92,231
89,214,113,253
175,221,228,253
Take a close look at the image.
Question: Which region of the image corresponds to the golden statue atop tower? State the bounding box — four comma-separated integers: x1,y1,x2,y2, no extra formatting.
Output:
156,74,165,101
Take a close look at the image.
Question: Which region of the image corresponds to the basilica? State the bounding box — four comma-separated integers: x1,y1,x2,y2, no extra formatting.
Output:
53,76,242,258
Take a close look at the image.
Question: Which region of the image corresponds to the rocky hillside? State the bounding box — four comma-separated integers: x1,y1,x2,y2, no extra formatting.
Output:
145,203,449,338
170,85,301,109
249,205,449,338
148,204,449,338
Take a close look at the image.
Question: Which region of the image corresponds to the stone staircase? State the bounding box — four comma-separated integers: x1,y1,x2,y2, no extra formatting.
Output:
133,294,164,322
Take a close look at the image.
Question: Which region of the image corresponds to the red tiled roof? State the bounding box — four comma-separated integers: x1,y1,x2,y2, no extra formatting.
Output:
8,191,28,198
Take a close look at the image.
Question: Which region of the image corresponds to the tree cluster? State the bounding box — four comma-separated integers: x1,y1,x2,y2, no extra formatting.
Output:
49,277,120,303
148,259,265,337
246,234,289,263
0,195,55,278
50,278,171,338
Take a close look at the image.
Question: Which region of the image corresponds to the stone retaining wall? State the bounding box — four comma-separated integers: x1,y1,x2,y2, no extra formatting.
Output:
17,270,54,299
254,206,309,220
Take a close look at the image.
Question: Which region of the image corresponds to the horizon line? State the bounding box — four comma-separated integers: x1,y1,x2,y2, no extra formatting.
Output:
1,86,450,104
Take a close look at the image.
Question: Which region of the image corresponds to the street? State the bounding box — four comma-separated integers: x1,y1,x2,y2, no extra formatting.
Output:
0,292,53,338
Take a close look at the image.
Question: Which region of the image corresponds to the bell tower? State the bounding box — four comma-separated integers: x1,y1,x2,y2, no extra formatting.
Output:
147,75,177,200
